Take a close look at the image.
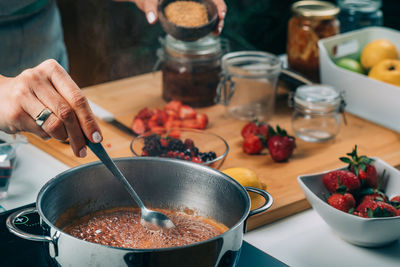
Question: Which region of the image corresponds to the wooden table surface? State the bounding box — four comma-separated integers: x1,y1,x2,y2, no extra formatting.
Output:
24,72,400,230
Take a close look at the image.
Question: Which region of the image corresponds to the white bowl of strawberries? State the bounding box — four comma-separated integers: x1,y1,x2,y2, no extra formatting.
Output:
298,146,400,247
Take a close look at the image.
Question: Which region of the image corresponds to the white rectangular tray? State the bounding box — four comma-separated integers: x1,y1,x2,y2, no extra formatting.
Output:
318,26,400,132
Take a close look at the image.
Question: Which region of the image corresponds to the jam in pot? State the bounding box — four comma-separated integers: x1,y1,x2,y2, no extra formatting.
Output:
62,207,228,249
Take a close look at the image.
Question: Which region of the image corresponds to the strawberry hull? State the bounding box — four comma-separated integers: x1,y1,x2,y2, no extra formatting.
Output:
298,157,400,247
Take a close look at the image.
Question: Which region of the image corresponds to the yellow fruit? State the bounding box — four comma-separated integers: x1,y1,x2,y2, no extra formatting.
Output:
222,167,267,210
361,39,399,70
368,59,400,87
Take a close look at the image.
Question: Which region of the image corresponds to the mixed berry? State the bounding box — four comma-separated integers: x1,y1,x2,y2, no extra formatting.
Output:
141,134,217,164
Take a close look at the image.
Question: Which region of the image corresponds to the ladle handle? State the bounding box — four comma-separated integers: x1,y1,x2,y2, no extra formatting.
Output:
85,138,146,210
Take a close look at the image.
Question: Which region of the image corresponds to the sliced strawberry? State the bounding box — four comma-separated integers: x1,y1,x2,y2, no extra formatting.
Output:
135,107,153,121
164,100,182,113
179,105,197,120
167,129,181,139
182,119,201,129
131,118,147,135
165,119,183,129
150,126,166,135
196,113,208,129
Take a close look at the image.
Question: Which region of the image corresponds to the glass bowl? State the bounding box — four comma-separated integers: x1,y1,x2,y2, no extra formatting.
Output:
130,128,229,169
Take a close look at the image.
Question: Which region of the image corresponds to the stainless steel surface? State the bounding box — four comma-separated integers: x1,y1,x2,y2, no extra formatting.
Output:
6,207,53,243
8,157,273,267
86,140,175,230
245,187,273,217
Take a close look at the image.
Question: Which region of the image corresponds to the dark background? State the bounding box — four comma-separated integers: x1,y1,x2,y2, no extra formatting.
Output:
57,0,400,87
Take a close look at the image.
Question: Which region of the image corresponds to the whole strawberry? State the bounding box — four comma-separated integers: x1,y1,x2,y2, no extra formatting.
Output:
355,200,397,218
328,193,356,212
241,121,258,138
267,126,295,162
243,134,264,154
241,120,271,141
340,145,378,188
322,170,361,193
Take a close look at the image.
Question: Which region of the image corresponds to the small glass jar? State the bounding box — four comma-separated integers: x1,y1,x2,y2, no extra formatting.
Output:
337,0,383,33
157,35,223,107
291,85,344,142
287,1,340,82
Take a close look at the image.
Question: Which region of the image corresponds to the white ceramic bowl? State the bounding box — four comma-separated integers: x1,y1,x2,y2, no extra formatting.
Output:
297,157,400,247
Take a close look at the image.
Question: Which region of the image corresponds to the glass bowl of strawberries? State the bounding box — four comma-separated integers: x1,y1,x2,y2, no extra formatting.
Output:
297,146,400,247
130,128,229,169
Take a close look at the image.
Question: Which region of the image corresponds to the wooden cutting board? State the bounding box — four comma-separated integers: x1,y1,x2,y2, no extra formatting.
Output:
24,72,400,230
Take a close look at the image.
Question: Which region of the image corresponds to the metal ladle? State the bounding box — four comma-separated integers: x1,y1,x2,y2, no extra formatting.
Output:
86,139,175,230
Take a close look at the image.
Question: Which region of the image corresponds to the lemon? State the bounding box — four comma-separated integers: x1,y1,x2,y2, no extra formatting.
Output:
361,39,399,70
222,167,267,210
222,167,266,189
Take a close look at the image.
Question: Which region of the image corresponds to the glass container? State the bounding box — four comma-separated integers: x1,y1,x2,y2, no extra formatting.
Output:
291,84,344,142
157,34,224,107
217,51,281,122
337,0,383,33
287,1,340,82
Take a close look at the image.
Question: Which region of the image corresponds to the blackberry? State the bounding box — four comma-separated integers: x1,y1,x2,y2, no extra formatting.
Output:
184,149,192,156
192,147,199,156
143,134,163,156
167,139,185,152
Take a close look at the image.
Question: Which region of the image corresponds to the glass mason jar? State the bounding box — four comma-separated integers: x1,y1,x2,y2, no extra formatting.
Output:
287,1,340,82
157,35,224,107
337,0,383,33
291,84,344,142
217,51,281,122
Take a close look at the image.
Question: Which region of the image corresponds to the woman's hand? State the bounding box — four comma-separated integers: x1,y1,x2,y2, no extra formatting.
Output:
0,59,103,158
118,0,227,34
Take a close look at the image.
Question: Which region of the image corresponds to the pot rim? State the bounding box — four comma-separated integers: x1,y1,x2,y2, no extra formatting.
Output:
36,157,252,252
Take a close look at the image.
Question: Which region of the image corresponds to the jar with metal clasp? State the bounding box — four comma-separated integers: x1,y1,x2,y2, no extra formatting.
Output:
290,84,346,142
156,35,227,107
287,1,340,82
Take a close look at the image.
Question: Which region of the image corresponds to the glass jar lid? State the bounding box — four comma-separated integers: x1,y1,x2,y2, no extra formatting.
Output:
294,84,341,112
163,34,221,56
291,1,339,19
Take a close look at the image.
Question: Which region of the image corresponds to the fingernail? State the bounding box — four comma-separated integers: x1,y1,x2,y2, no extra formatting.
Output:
147,11,156,24
221,11,226,19
79,147,87,158
92,131,102,143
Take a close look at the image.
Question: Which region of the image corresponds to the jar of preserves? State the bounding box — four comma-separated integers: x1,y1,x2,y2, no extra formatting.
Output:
157,35,224,107
287,1,340,82
291,84,345,142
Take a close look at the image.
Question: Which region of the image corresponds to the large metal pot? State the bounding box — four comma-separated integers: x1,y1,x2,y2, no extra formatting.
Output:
7,157,272,267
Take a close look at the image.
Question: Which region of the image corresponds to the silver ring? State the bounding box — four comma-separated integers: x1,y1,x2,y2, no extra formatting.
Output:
35,108,52,127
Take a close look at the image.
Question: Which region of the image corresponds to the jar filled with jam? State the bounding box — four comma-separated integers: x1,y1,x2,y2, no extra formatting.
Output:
157,35,224,107
287,1,340,82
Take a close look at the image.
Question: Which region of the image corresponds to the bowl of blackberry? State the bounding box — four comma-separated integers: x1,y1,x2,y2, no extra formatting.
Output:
130,128,229,169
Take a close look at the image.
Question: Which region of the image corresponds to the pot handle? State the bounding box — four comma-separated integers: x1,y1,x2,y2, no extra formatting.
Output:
245,187,274,217
6,207,53,243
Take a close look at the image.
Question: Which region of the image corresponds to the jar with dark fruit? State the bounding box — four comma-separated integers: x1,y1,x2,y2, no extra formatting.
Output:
157,35,224,107
287,1,340,82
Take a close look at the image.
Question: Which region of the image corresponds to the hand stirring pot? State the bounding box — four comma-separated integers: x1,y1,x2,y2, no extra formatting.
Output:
86,139,175,230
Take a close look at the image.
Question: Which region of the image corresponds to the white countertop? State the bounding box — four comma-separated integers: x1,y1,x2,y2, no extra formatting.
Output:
1,142,399,267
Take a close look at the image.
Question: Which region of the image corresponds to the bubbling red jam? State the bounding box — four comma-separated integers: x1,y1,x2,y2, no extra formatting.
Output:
62,207,228,249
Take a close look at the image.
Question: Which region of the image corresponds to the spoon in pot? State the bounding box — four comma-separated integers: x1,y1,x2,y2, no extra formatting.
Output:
85,139,175,230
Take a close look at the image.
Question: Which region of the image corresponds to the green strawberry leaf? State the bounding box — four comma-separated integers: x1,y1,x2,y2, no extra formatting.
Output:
359,163,366,172
348,208,355,214
353,166,359,176
358,187,375,196
366,208,374,218
340,157,351,164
